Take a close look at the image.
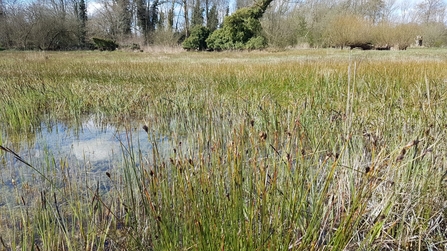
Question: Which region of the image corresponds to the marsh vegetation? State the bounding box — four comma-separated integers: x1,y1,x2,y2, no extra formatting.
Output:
1,49,447,250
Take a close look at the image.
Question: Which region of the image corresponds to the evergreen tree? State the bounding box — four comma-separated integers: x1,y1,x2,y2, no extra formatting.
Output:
158,11,165,30
136,0,148,34
78,0,87,47
191,0,204,28
118,0,132,36
137,0,161,44
204,0,209,27
0,0,6,49
149,0,160,32
207,5,219,32
168,6,174,31
0,0,4,18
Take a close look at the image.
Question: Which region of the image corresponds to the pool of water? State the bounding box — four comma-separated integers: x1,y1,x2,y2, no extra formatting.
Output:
0,117,171,187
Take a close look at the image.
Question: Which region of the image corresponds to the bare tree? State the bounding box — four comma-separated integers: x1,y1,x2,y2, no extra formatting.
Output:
1,0,446,50
415,0,446,23
362,0,385,24
182,0,189,36
262,0,301,47
90,0,122,39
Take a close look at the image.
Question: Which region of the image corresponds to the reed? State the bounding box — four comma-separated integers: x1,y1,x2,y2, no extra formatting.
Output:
1,48,447,250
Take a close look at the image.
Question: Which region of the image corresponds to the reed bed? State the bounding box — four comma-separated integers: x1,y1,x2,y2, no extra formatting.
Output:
1,49,447,250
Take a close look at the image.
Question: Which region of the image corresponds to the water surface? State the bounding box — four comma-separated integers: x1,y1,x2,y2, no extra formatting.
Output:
0,117,171,187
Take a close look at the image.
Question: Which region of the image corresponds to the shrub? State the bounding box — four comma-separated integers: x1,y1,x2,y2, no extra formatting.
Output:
182,26,210,51
392,23,421,50
324,15,372,49
371,22,395,48
419,22,447,47
92,37,119,51
245,36,267,50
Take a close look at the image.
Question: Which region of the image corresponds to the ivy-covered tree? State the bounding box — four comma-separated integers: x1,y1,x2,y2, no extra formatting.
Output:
206,0,273,50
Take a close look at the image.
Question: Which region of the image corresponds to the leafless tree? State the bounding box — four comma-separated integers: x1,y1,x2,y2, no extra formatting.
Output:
415,0,446,23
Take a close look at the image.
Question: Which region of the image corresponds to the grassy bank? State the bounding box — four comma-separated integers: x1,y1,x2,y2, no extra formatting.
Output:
1,48,447,250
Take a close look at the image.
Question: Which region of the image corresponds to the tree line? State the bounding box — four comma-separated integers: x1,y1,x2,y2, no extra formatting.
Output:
0,0,446,51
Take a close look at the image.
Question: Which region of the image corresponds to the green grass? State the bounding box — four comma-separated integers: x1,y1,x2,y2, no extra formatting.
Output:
1,48,447,250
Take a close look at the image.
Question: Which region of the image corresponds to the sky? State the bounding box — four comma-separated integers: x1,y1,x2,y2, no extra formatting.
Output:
83,0,447,23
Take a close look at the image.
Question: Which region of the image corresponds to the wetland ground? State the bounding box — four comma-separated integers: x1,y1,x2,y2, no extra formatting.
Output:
1,48,447,250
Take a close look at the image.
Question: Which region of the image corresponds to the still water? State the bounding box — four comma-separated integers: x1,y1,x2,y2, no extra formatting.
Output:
0,118,171,188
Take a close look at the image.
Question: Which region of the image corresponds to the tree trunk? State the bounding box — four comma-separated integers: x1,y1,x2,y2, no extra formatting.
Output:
183,0,189,37
252,0,275,18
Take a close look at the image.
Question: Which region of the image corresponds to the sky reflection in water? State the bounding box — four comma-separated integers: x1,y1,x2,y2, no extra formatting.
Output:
0,118,170,188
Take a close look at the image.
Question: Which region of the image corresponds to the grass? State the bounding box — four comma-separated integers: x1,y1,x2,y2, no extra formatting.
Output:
1,48,447,250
